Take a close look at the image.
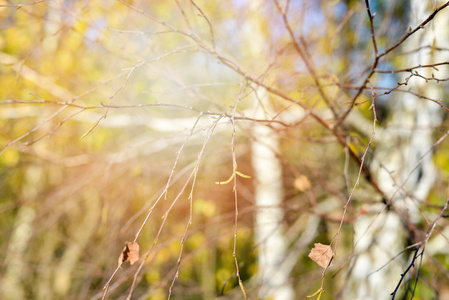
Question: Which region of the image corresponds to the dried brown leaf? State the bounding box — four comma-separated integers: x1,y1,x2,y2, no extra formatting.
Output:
118,241,140,266
308,243,333,269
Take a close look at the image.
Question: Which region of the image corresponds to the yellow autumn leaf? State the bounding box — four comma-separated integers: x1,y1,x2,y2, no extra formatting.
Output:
294,175,311,191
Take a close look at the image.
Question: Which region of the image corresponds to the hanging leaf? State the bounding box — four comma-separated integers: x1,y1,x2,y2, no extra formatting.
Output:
308,243,333,269
118,242,140,266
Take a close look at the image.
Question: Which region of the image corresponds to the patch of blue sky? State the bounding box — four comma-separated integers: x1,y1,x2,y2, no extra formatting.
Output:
230,0,248,11
85,18,108,42
334,1,348,20
375,63,398,103
301,2,326,35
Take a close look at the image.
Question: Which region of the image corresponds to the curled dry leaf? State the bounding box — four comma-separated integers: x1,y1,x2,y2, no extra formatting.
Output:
118,241,140,266
308,243,333,269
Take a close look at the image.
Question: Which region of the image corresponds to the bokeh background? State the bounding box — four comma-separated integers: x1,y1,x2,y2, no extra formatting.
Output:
1,0,449,299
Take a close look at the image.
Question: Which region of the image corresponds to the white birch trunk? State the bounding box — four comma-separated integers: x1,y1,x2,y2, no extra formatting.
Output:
245,0,294,298
251,88,294,300
346,1,448,299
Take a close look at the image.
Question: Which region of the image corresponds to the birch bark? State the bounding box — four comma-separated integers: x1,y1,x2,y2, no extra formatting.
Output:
346,1,448,299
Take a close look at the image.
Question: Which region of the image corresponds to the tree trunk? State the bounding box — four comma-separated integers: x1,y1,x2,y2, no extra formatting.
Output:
346,1,447,299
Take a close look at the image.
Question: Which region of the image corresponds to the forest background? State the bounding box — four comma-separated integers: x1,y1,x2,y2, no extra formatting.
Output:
1,0,449,299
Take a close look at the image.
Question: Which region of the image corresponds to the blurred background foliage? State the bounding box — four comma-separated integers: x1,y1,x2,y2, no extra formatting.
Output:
1,0,449,299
